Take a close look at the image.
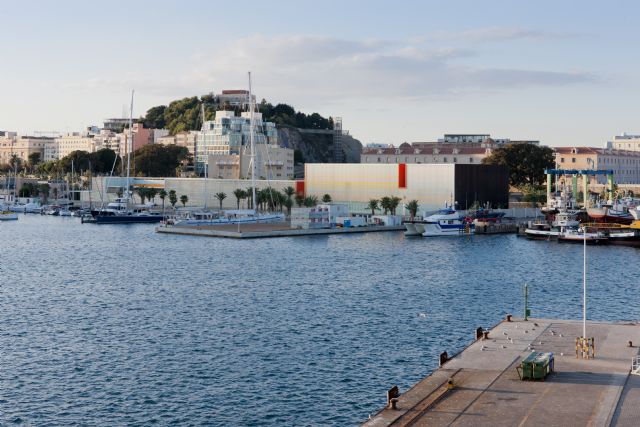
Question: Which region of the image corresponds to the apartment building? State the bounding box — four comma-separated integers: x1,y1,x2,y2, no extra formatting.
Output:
554,147,640,184
157,131,198,157
608,133,640,151
54,132,96,159
207,144,294,180
0,135,54,164
361,143,492,165
197,110,283,176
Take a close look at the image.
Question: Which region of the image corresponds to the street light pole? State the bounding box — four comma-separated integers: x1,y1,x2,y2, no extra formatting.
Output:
583,225,587,339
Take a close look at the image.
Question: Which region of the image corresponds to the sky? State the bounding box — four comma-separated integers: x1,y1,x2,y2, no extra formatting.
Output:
1,0,639,147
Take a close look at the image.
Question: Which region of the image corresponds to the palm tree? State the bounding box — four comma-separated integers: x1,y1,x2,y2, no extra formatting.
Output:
303,195,318,207
389,196,402,215
169,189,177,208
406,200,419,220
233,189,245,209
245,187,254,209
136,188,147,204
283,197,293,216
322,194,332,203
147,188,158,205
380,196,391,214
180,194,188,207
159,189,168,217
215,192,227,211
283,186,295,200
367,199,379,216
295,194,305,207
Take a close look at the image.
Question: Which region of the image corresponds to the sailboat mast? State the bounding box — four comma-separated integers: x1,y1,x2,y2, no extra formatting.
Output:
202,103,208,209
248,72,256,210
127,90,134,202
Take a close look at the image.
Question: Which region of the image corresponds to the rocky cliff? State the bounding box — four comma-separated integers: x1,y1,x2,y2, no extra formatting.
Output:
277,126,362,165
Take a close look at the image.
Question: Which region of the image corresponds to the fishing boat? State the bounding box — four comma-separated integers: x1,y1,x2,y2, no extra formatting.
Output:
524,222,561,240
421,205,474,237
587,200,634,224
558,228,608,245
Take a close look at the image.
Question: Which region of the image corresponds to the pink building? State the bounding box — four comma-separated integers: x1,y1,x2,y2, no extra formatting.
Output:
120,123,154,155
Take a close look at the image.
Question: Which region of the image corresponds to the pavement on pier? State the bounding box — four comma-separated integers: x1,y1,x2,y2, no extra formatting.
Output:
363,318,640,427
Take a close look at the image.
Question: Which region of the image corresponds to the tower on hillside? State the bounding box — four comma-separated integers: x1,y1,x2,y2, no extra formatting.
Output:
333,117,344,163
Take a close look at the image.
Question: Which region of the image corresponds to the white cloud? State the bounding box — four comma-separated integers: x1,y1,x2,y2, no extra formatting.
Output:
424,27,580,43
66,32,595,109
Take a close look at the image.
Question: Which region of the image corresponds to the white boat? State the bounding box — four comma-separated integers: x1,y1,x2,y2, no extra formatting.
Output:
169,209,285,227
552,211,580,228
421,206,474,236
0,211,19,220
558,228,608,245
9,202,42,213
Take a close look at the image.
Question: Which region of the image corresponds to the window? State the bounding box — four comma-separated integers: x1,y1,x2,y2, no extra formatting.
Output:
453,157,457,163
443,157,447,163
560,157,565,163
571,158,576,163
469,158,474,163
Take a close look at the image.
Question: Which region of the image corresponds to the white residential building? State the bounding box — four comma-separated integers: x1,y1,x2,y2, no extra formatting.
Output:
608,133,640,151
55,132,96,159
197,110,283,176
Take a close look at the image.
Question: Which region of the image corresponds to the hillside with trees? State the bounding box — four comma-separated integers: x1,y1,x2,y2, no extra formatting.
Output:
141,95,334,136
139,94,362,166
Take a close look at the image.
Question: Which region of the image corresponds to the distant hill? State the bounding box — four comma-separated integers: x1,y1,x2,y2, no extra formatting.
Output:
141,95,362,168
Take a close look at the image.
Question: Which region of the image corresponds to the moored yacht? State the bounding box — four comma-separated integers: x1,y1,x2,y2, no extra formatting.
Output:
422,206,474,237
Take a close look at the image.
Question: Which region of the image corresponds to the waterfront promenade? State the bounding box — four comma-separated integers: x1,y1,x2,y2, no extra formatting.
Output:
364,318,640,426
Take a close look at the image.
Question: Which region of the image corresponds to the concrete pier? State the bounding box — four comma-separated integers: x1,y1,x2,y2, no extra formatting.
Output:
156,222,405,238
363,318,640,427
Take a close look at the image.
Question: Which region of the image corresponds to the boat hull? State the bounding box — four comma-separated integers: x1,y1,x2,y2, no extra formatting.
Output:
94,215,162,224
422,222,474,237
558,236,608,245
0,213,18,220
524,229,560,239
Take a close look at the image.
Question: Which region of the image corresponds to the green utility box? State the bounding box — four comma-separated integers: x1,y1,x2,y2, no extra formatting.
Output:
517,352,554,380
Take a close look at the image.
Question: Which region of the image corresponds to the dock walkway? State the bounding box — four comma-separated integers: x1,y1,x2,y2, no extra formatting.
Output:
156,222,405,238
364,318,640,427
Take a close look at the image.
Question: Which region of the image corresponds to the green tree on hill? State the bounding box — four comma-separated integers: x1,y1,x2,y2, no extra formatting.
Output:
180,194,188,207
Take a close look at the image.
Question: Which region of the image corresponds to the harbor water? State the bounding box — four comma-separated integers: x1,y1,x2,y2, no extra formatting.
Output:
1,215,639,426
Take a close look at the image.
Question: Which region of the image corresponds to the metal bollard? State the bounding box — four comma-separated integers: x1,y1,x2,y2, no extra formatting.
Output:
439,351,449,367
506,314,512,322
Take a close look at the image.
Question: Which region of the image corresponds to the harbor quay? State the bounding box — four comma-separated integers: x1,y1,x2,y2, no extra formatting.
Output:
156,221,405,238
364,317,640,427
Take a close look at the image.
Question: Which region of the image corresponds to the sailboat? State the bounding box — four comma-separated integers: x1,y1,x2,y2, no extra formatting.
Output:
167,72,284,227
92,91,162,224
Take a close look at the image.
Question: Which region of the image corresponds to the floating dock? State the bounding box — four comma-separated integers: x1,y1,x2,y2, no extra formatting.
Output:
156,222,405,238
363,317,640,426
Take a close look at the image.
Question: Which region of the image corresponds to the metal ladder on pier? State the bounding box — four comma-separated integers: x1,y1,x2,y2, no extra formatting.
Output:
631,356,640,375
